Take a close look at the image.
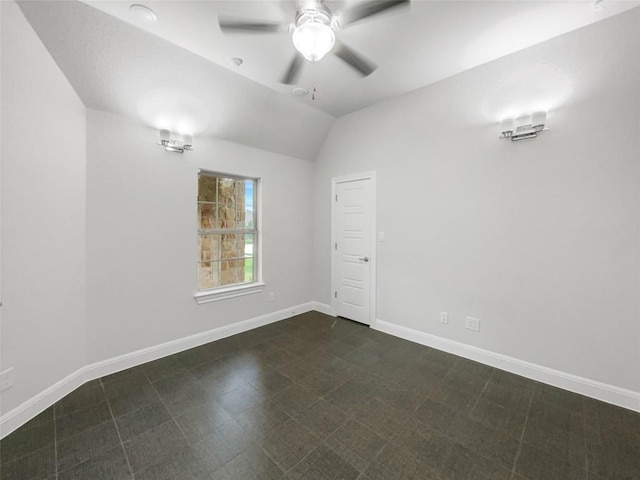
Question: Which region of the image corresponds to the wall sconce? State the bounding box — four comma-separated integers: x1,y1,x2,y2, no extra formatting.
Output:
499,111,548,141
158,129,193,153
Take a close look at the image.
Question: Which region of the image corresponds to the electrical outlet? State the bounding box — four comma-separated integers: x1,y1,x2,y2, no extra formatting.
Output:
440,312,449,324
465,317,480,332
268,292,275,302
0,368,14,392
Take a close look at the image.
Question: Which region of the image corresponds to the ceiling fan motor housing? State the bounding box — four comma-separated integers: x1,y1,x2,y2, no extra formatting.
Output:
217,0,410,83
292,8,337,61
295,7,336,29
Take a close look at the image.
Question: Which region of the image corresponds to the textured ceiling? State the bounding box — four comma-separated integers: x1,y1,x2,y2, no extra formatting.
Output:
17,0,640,160
17,0,335,160
82,0,639,117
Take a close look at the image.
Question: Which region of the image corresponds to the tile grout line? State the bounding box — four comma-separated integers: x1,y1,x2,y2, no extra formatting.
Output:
471,368,497,411
510,390,533,476
53,405,59,480
99,378,136,479
581,399,589,476
145,371,191,443
118,364,243,477
284,366,398,478
296,328,470,478
407,367,531,477
10,315,633,480
245,339,367,477
148,369,237,477
227,399,289,478
281,430,324,477
204,366,318,478
241,381,323,476
213,364,310,477
352,414,392,475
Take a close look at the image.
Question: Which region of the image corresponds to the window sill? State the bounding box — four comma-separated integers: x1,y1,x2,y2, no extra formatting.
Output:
194,282,266,304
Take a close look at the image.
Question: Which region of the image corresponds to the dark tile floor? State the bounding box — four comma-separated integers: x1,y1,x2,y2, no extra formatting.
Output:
1,311,639,479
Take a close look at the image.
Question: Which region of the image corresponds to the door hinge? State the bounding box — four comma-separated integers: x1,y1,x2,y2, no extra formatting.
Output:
335,194,338,202
334,242,337,250
334,291,337,298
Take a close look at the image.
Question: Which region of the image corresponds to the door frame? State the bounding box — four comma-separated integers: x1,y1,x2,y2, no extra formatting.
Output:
331,171,377,325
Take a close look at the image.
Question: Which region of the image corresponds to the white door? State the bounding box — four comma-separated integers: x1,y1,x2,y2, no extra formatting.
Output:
332,175,375,325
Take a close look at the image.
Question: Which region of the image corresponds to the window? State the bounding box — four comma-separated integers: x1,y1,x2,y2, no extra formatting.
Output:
195,171,262,303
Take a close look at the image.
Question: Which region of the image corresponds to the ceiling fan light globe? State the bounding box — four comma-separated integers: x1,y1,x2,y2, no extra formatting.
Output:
292,22,335,61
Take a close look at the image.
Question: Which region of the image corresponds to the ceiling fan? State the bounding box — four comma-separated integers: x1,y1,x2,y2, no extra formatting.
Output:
217,0,409,85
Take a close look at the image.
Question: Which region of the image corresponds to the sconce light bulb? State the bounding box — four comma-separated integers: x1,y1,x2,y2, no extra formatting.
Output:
157,129,193,153
531,111,547,129
500,118,515,136
159,129,171,146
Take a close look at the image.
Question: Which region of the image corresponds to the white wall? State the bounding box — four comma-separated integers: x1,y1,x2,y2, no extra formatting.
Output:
0,1,87,415
313,10,640,393
86,109,314,363
2,0,638,433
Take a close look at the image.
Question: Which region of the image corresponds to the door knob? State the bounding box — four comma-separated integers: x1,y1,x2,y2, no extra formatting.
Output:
359,256,370,262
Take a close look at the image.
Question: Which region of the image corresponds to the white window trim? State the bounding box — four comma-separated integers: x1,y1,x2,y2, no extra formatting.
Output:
194,171,263,304
194,282,266,304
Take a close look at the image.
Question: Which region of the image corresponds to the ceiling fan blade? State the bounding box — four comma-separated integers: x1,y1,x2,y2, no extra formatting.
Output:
218,17,289,34
280,54,305,84
339,0,409,27
276,0,300,16
333,42,377,77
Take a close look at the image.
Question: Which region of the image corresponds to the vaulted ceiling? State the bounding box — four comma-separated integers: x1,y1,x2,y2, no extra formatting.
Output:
17,0,639,159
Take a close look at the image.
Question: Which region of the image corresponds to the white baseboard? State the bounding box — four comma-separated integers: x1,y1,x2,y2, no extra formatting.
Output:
311,301,333,316
371,318,640,413
85,302,315,381
4,305,638,439
0,302,315,439
0,368,89,440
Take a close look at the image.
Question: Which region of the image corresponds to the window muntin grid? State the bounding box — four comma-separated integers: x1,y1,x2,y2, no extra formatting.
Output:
197,173,257,291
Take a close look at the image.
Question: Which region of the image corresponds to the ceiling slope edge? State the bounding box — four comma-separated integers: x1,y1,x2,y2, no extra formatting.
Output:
16,0,335,161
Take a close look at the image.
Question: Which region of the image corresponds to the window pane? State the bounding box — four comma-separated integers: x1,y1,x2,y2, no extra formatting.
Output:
212,262,221,287
217,205,236,229
198,235,220,261
221,234,237,259
244,257,254,282
198,173,258,292
236,234,245,258
236,197,245,227
198,176,217,202
237,208,254,230
243,234,254,257
235,180,245,196
221,259,244,286
198,203,215,230
198,235,211,262
245,180,254,205
198,262,214,290
245,180,255,229
245,211,256,229
218,178,235,203
236,195,245,208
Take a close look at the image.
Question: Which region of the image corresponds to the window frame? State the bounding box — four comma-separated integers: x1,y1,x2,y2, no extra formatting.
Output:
194,170,264,304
